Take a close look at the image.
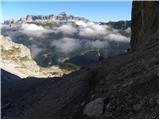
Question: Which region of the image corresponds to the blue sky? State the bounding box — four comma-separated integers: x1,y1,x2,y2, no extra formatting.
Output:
1,1,132,22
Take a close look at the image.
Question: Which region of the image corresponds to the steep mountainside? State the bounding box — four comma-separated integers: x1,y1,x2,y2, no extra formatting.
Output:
103,20,131,30
1,1,159,119
131,1,159,50
80,1,159,118
0,35,64,78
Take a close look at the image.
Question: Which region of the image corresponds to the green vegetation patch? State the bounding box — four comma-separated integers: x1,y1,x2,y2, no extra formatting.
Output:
1,45,30,62
19,56,30,61
1,46,20,56
59,63,80,72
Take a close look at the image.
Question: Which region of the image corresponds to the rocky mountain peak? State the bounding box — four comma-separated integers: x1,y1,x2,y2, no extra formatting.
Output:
3,12,91,27
58,11,67,16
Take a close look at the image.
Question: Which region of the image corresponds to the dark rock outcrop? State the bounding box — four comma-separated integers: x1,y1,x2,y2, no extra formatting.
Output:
131,1,159,50
81,1,159,119
1,69,90,118
1,69,21,81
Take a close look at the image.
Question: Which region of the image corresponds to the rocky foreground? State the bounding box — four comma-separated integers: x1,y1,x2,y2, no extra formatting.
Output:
1,1,159,119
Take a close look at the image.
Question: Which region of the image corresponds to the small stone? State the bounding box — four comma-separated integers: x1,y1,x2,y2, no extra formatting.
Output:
128,81,133,85
91,94,95,98
122,83,128,87
83,98,104,117
81,101,85,106
133,103,142,112
105,102,111,110
149,98,154,104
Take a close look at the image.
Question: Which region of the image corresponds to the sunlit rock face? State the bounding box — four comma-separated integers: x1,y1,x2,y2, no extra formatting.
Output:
0,35,64,78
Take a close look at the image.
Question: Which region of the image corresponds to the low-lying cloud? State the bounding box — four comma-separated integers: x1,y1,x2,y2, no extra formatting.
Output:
89,40,108,49
104,33,130,42
1,20,130,59
30,44,43,58
19,24,52,37
55,24,77,35
51,37,80,53
79,22,108,38
20,24,45,31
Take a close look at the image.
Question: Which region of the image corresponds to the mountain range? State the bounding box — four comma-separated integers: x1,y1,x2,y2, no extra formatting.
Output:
4,12,89,27
1,12,131,77
3,12,130,30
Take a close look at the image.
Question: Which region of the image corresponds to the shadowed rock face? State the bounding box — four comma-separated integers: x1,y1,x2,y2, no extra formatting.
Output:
81,1,159,118
131,1,159,50
1,69,90,118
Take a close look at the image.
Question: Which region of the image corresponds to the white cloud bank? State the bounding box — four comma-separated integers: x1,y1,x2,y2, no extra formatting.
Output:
56,24,77,35
51,37,81,53
1,21,130,56
30,44,42,58
104,33,130,42
19,24,52,37
20,24,45,31
79,22,108,37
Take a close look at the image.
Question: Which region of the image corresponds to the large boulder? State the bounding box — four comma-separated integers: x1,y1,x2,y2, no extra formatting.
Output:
83,98,104,117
